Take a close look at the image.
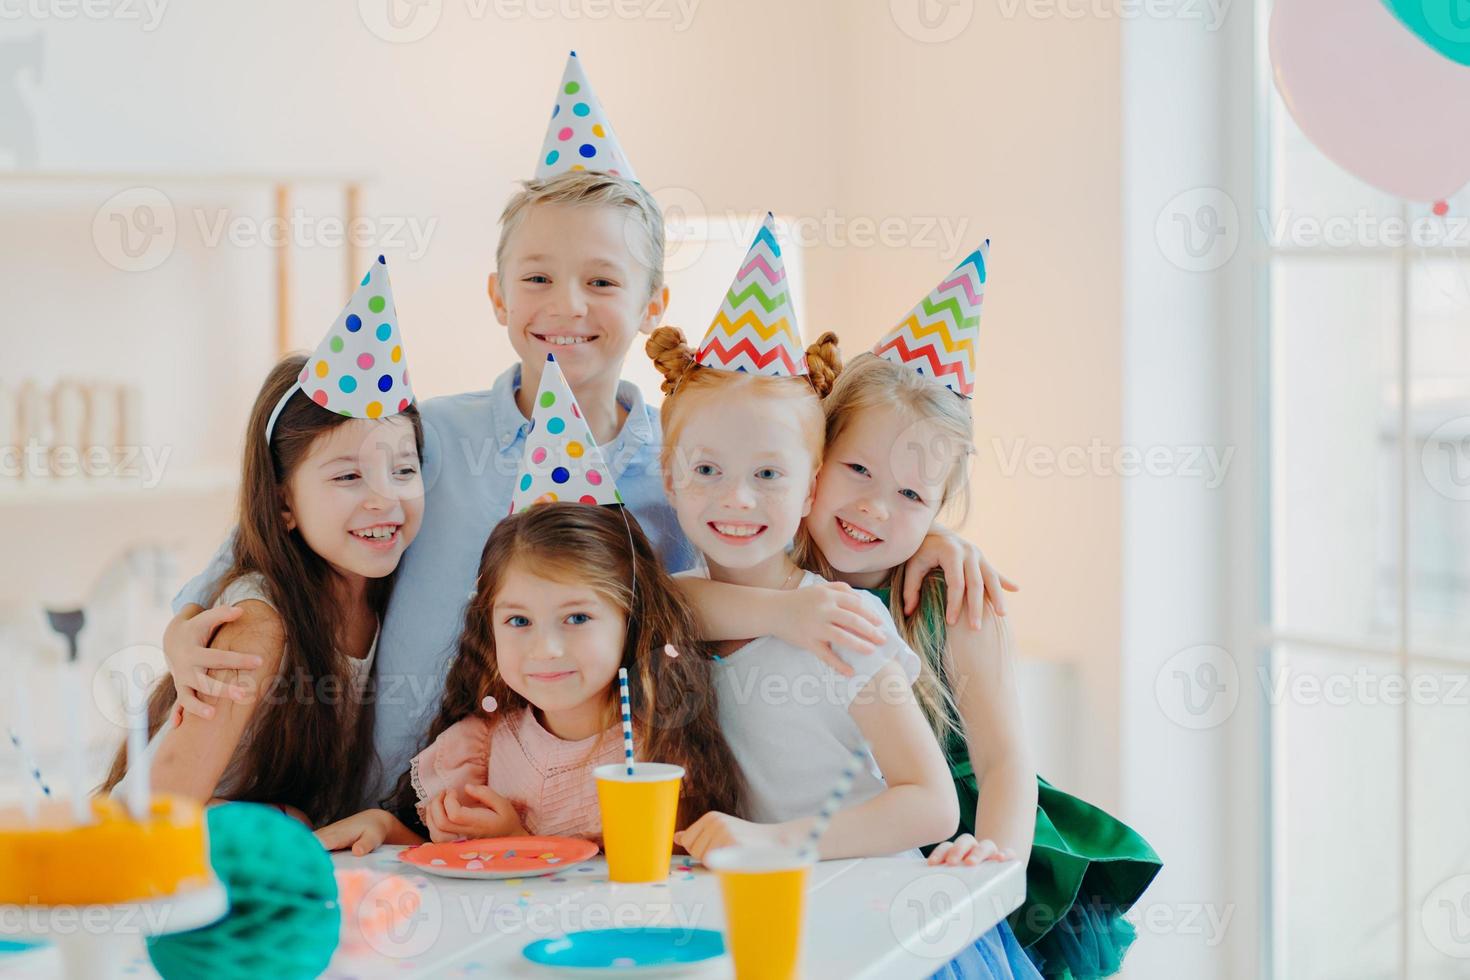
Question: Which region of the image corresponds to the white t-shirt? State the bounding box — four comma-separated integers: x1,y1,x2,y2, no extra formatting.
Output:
690,568,921,825
114,573,377,801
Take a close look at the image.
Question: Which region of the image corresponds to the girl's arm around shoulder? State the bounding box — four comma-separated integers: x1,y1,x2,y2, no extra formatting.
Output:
149,599,286,803
672,575,888,677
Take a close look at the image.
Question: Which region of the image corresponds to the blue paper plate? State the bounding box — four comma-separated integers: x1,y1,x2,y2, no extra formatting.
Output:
523,927,726,975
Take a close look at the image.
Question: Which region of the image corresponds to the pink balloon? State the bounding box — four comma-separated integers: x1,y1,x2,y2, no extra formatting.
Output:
1271,0,1470,202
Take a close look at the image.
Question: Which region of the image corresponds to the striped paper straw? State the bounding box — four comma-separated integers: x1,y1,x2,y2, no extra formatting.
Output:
618,666,635,776
801,742,870,860
8,684,49,823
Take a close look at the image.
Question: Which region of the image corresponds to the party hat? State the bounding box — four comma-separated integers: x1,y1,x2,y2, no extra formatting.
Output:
510,354,622,512
266,255,415,442
534,51,637,181
694,213,807,377
871,243,988,398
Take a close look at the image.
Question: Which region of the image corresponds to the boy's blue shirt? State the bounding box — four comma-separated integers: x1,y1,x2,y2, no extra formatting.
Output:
173,364,694,806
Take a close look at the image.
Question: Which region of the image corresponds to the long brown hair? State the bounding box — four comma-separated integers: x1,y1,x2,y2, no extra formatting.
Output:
101,355,424,825
387,503,745,831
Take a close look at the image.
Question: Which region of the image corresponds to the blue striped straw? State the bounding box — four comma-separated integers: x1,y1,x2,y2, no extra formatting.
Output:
618,666,635,776
801,742,870,860
7,726,52,799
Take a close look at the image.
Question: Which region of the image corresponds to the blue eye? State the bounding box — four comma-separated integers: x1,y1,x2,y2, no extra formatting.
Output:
566,612,591,625
523,274,551,284
899,488,925,504
589,278,617,288
845,462,870,477
694,464,718,477
506,615,530,627
755,467,781,480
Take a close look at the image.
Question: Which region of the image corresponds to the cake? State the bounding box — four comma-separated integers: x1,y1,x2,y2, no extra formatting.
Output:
0,795,211,906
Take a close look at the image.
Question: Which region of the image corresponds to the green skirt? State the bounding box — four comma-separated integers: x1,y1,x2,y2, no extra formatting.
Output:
940,762,1162,980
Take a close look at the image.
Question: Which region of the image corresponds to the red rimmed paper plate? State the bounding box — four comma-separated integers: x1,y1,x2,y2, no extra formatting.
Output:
398,837,600,879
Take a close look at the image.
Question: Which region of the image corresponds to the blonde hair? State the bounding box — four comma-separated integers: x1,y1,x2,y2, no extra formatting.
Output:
793,352,976,744
645,326,843,480
496,171,666,298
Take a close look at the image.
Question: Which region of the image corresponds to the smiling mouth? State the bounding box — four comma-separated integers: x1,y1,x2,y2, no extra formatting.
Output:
835,516,883,548
531,332,597,347
349,523,402,549
708,521,767,545
526,670,576,682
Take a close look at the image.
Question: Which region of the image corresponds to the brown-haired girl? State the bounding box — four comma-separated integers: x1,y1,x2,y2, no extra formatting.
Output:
315,502,744,854
104,256,426,826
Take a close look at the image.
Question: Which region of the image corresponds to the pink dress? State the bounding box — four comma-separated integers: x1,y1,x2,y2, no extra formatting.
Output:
408,709,622,840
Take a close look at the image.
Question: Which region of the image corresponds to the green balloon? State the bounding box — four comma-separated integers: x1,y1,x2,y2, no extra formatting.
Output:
1383,0,1470,66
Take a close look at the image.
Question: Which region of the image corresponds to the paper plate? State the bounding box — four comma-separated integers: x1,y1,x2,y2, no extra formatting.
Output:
522,927,726,975
398,836,599,879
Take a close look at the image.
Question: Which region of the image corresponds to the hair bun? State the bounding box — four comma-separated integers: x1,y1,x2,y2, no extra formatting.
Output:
646,326,699,396
804,330,844,399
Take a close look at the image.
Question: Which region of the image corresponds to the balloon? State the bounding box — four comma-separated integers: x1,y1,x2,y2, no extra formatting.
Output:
1271,0,1470,201
1382,0,1470,67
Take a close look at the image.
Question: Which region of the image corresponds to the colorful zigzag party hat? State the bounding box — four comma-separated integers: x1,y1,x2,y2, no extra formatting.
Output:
534,51,637,181
695,213,807,377
510,354,622,512
266,254,415,442
871,242,988,398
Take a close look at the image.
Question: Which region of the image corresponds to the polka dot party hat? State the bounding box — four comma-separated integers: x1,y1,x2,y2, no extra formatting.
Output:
871,242,988,398
510,354,623,512
535,51,637,181
264,254,415,443
695,213,807,377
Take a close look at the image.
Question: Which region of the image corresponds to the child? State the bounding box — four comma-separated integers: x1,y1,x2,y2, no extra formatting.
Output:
801,248,1162,979
315,362,741,853
155,55,997,809
101,257,424,827
646,215,959,863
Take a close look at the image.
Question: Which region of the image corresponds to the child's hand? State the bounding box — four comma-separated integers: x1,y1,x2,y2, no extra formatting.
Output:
316,809,394,856
162,605,263,720
425,786,527,842
774,582,889,678
926,834,1015,867
673,812,791,863
903,529,1019,629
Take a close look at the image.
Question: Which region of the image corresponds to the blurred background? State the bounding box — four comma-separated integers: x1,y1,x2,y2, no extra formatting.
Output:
3,0,1468,977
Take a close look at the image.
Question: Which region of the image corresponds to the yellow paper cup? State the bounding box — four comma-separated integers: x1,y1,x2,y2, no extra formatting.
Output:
594,762,684,883
706,846,814,980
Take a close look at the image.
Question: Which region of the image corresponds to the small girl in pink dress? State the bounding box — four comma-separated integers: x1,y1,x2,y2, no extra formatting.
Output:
317,502,744,854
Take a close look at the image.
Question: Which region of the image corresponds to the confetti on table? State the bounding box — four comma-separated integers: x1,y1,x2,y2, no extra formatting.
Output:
466,860,485,870
430,859,447,866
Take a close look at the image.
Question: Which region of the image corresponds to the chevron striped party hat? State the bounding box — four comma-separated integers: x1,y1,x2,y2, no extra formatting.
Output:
534,51,637,181
695,213,807,377
510,354,623,513
872,243,988,398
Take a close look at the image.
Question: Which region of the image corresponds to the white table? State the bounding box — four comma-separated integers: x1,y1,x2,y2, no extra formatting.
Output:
0,848,1025,979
